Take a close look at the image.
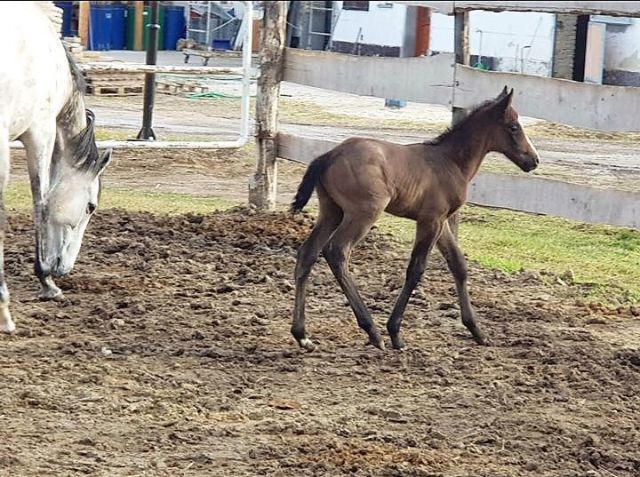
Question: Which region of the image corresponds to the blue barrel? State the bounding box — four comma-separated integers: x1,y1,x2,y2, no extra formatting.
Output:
55,1,74,37
163,6,185,50
110,5,127,50
89,4,112,50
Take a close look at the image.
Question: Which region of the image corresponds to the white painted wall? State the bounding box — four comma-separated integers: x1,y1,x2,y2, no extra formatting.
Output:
430,11,556,76
332,1,407,47
603,19,640,72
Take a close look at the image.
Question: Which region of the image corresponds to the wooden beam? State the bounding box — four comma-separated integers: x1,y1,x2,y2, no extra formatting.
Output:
134,1,144,51
277,133,640,229
79,63,243,75
283,48,455,106
395,1,640,17
78,1,90,48
415,7,431,56
455,65,640,132
249,2,287,211
449,10,470,237
452,11,469,123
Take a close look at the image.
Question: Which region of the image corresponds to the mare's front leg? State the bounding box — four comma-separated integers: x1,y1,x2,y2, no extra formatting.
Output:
437,222,489,345
386,219,443,349
0,132,15,332
20,127,63,301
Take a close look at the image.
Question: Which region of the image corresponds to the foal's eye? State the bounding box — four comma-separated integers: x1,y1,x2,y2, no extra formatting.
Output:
86,203,97,215
509,123,519,133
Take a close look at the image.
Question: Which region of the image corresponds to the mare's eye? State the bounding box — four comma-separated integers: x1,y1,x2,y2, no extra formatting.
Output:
87,203,97,215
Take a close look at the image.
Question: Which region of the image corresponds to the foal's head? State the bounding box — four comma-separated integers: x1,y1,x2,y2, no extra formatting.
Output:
486,87,539,172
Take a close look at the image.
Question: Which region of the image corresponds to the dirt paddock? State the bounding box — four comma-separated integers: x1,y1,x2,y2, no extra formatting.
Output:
1,207,639,477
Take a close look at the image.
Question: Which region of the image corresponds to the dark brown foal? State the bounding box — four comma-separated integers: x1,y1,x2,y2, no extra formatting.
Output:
290,87,539,351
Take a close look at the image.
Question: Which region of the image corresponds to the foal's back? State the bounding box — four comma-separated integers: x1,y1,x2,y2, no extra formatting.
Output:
320,138,463,221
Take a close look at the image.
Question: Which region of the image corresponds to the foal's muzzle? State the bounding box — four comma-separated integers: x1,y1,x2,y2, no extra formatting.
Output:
520,153,539,173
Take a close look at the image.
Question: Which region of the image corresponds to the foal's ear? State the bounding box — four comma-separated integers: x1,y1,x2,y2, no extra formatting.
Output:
494,88,514,114
93,148,113,177
500,85,509,97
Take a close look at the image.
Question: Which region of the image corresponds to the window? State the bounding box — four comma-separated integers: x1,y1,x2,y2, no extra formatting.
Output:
343,1,370,11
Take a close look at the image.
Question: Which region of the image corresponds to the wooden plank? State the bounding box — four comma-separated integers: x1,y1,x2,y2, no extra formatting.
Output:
278,133,338,164
248,2,287,211
469,172,640,229
277,133,640,229
455,65,640,132
283,48,455,106
78,63,243,75
395,1,640,17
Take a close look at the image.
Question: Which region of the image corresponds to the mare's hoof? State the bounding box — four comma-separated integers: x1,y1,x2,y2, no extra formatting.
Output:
39,289,64,302
1,319,15,334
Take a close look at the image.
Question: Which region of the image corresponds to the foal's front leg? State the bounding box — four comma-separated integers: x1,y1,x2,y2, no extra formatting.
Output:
0,133,15,332
436,222,489,345
21,127,63,300
387,220,442,349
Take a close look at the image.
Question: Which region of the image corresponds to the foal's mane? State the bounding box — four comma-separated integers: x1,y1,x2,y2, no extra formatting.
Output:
55,44,100,172
426,96,501,146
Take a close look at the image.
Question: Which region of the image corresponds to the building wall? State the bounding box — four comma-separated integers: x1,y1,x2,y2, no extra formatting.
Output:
552,14,578,79
602,17,640,86
331,1,409,56
430,11,556,76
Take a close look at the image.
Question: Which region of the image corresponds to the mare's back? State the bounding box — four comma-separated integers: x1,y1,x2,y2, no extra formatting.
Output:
0,3,70,137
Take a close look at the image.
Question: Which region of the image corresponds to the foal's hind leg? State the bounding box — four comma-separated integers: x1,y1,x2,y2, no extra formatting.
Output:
323,212,385,350
291,189,342,350
387,219,443,349
0,132,14,332
437,222,489,345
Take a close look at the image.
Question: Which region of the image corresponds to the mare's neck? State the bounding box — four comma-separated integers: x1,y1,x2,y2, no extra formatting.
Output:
58,92,87,140
438,121,492,182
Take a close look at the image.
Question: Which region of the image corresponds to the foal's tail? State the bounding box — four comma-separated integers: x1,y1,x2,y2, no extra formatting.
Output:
289,152,333,214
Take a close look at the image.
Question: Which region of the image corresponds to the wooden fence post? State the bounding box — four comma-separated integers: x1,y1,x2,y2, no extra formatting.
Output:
449,10,469,237
134,1,145,51
249,2,287,211
78,2,90,48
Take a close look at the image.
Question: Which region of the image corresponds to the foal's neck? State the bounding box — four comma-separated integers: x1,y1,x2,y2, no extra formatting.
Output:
440,121,492,182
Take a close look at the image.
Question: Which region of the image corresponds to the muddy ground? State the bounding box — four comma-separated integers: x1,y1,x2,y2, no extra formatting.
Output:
1,206,639,477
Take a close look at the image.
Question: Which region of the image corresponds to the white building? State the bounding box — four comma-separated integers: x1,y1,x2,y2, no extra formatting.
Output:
316,1,640,85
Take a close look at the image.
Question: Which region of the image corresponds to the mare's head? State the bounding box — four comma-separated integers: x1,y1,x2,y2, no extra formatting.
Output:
486,86,539,172
43,109,112,278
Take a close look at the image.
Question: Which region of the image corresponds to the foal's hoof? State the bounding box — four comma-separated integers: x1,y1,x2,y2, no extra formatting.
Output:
390,336,405,350
366,336,386,351
473,333,492,346
298,338,316,352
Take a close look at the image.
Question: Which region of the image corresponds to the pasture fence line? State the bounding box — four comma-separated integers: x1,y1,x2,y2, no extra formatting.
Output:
249,1,640,229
